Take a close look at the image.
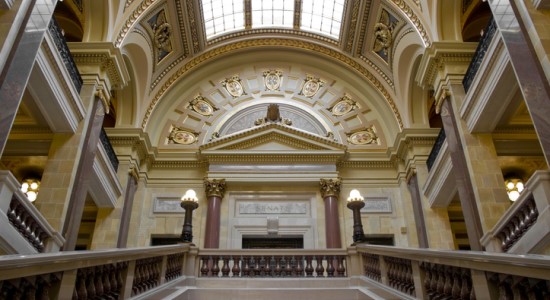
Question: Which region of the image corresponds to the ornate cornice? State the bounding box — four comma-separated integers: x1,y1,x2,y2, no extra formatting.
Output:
320,178,341,198
338,160,396,169
142,38,404,130
69,42,130,90
151,160,206,169
203,153,344,164
204,178,226,198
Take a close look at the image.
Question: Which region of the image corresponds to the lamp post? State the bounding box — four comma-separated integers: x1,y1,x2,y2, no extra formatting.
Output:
347,189,366,244
180,189,199,243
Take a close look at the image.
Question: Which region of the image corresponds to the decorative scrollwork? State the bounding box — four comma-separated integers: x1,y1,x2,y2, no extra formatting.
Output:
320,178,341,198
221,75,246,98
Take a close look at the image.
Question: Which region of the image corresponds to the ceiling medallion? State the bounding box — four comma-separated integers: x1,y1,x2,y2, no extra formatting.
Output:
347,126,379,145
328,94,358,116
263,70,283,91
168,126,198,145
221,75,246,98
300,75,325,98
187,95,218,116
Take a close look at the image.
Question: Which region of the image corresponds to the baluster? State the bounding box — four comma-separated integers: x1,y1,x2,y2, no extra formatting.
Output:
336,256,345,277
200,257,209,277
232,256,241,277
102,266,112,296
242,256,251,277
274,257,282,277
264,256,272,277
94,267,104,297
221,256,230,277
461,269,472,300
295,256,304,277
75,270,87,299
315,256,326,277
284,256,291,277
253,256,261,277
86,269,97,298
212,256,220,277
442,266,452,296
305,256,314,277
259,256,266,277
289,256,296,277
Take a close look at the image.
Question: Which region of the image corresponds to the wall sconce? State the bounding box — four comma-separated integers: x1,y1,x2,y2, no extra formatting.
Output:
21,179,40,202
505,178,524,202
180,189,199,243
347,189,366,244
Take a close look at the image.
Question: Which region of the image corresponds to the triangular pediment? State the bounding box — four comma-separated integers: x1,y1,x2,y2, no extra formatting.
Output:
200,123,346,163
201,123,346,152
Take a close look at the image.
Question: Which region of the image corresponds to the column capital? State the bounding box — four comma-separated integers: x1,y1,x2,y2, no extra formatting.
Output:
320,178,341,198
204,178,226,198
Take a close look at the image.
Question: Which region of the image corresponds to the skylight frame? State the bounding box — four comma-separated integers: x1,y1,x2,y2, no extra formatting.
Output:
202,0,245,39
251,0,295,29
300,0,345,39
200,0,346,41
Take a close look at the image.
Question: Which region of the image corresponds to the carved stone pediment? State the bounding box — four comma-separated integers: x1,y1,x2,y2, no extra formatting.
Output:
200,123,346,163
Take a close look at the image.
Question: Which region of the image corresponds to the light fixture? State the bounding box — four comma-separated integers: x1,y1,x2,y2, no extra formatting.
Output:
505,178,524,202
180,189,199,243
346,189,366,244
21,179,40,202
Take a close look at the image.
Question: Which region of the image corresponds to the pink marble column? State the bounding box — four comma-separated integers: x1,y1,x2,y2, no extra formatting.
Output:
320,178,342,248
203,179,226,249
117,167,138,248
440,99,483,251
62,97,106,250
407,170,429,248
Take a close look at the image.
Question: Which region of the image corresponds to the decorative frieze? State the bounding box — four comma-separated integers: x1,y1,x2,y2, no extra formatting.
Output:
360,197,392,213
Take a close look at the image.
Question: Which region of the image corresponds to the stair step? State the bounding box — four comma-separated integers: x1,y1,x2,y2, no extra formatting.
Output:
138,277,410,300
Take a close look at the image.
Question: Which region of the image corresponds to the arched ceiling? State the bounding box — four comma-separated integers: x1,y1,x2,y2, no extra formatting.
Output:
87,0,462,152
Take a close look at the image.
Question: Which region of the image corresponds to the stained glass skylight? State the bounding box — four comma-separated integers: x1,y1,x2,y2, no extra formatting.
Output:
252,0,294,28
300,0,345,39
202,0,245,39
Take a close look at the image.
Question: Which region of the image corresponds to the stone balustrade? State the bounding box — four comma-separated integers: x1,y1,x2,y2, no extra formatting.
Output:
0,171,64,254
0,244,192,299
481,170,550,254
198,249,347,278
356,244,550,299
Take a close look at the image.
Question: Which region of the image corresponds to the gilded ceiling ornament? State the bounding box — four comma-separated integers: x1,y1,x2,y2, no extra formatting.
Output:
300,75,325,98
320,178,341,198
187,95,218,116
263,70,283,91
254,104,292,126
347,126,379,145
328,94,359,116
204,178,226,198
221,75,246,98
148,9,173,62
373,9,397,62
168,126,197,145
